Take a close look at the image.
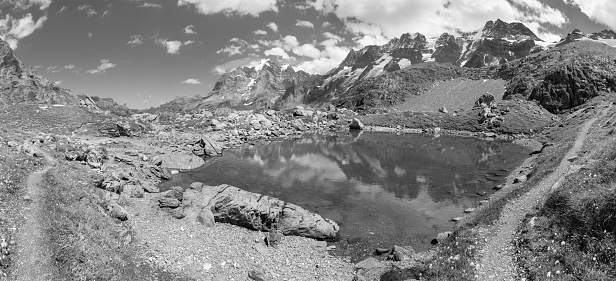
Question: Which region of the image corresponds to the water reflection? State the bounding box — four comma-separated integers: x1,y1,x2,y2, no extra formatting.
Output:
165,133,529,258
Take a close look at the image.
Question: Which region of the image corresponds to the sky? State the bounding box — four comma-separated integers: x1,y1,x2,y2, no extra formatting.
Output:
0,0,614,109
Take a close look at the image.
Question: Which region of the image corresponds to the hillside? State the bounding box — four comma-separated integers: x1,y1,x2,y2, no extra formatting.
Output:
0,38,131,116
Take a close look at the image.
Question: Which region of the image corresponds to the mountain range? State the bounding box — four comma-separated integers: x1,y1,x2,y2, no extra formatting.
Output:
2,19,616,114
156,19,616,113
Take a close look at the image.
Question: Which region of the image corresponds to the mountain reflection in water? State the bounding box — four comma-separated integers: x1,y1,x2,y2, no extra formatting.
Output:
164,132,529,259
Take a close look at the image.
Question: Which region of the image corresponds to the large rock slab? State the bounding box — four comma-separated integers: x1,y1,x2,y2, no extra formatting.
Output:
199,184,339,240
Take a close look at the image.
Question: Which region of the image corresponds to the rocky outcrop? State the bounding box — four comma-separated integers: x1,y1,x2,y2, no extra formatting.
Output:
191,184,339,240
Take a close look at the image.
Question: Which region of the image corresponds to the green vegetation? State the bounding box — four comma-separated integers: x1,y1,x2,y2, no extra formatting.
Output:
515,125,616,280
42,161,188,280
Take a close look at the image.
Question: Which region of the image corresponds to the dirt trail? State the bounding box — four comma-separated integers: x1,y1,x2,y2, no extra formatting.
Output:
12,147,56,281
475,103,612,281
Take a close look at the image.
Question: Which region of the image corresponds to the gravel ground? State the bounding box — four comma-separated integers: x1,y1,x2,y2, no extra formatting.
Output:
126,194,355,281
474,102,611,281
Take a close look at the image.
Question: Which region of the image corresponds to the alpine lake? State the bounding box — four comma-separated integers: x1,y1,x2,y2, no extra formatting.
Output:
161,131,530,261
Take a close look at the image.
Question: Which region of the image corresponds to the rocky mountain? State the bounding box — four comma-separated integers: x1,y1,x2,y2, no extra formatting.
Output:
158,19,616,114
158,60,322,112
556,28,616,47
318,19,548,100
0,38,131,116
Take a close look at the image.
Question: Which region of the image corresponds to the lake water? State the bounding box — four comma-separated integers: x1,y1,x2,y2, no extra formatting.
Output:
161,132,529,260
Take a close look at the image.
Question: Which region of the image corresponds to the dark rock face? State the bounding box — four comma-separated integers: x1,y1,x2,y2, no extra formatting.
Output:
200,184,339,240
498,41,616,112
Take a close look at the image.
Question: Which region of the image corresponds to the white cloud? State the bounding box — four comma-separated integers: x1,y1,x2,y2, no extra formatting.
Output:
57,6,66,14
267,22,278,33
88,32,93,38
184,25,196,34
322,21,332,28
156,39,183,54
296,20,315,28
64,64,74,69
217,37,254,56
311,0,568,44
292,43,321,58
565,0,616,31
140,3,162,8
177,0,278,17
264,47,290,59
184,40,194,45
78,5,98,17
9,0,52,10
0,13,47,49
182,78,202,84
254,29,267,35
55,80,62,85
127,34,143,46
86,59,116,74
294,45,350,74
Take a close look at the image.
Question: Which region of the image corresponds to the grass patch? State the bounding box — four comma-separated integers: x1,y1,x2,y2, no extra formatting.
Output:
42,161,191,280
515,137,616,280
0,146,43,277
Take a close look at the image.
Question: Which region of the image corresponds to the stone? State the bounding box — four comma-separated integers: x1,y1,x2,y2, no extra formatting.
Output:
142,183,160,193
189,182,204,192
355,257,384,271
451,217,463,222
432,231,452,245
464,208,476,213
264,230,283,247
352,272,368,281
108,202,128,221
438,106,448,113
167,186,184,201
475,92,495,107
248,266,269,281
493,184,505,190
150,166,172,180
158,197,181,208
211,119,226,131
567,155,578,162
514,175,527,184
289,119,306,131
197,208,215,227
375,248,391,255
388,245,415,261
349,118,364,130
169,207,185,219
202,184,339,240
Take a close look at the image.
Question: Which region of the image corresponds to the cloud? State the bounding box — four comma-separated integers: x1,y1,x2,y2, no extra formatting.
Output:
565,0,616,31
184,25,196,34
57,5,66,14
292,43,321,58
78,5,98,17
267,22,278,32
64,64,74,69
140,3,162,8
0,13,47,49
127,34,143,46
296,20,315,28
322,21,332,28
310,0,568,44
86,59,116,74
88,32,93,38
181,78,202,84
217,37,257,56
156,39,183,54
211,55,262,74
6,0,52,11
254,29,267,35
264,47,290,59
177,0,278,17
55,80,62,85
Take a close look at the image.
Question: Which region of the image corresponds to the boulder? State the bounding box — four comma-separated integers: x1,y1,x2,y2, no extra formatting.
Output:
289,119,306,131
349,118,364,130
438,106,448,113
150,166,172,180
475,92,496,107
189,182,204,192
197,208,215,227
201,184,339,240
388,245,415,261
248,266,270,281
108,202,128,221
355,257,384,271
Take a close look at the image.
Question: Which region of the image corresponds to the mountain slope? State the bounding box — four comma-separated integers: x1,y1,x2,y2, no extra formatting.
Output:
0,38,131,116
